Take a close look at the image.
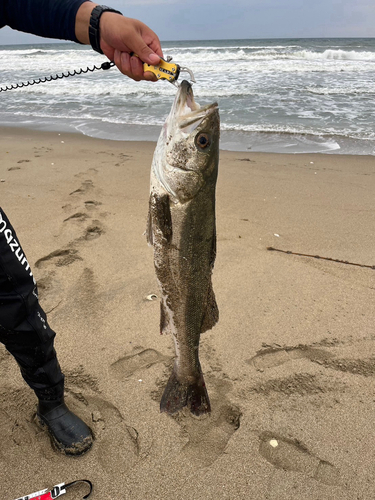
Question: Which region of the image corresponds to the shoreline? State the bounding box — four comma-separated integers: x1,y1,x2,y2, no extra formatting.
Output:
2,124,375,158
1,126,375,499
1,120,373,156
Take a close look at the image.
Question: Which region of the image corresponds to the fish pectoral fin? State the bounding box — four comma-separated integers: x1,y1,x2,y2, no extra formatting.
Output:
160,365,211,416
148,193,173,245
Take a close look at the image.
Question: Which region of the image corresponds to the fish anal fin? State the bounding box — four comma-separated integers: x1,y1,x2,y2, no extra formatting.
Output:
160,366,211,416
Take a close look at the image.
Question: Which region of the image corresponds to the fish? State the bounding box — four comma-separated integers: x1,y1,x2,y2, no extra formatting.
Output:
147,80,220,416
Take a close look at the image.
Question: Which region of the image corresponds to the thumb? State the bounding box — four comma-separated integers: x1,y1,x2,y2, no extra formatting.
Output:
133,42,161,65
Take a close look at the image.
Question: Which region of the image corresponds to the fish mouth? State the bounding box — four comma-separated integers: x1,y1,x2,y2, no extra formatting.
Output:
174,80,218,130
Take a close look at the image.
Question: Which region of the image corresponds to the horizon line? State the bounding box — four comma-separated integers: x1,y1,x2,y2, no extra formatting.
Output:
0,36,375,47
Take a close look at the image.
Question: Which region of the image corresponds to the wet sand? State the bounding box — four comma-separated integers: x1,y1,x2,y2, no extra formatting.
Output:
0,127,374,500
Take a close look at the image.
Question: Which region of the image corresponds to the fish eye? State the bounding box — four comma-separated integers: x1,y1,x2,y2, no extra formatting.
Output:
195,133,210,149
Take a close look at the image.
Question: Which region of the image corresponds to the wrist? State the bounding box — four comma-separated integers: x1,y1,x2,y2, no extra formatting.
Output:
88,6,123,54
75,2,98,44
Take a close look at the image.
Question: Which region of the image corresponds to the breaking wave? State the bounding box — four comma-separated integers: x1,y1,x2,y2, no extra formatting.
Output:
296,49,375,61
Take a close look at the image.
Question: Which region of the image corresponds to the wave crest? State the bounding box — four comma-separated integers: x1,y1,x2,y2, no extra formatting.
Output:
297,49,375,61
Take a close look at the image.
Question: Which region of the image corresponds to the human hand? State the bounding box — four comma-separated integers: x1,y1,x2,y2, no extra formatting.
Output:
75,3,163,82
100,14,163,81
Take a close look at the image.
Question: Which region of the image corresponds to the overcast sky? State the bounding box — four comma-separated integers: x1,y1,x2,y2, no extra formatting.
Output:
0,0,374,45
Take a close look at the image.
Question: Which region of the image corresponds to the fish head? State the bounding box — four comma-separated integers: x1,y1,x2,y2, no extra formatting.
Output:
153,80,220,203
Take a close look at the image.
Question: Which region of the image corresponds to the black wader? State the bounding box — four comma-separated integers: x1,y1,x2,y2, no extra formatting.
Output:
0,207,64,401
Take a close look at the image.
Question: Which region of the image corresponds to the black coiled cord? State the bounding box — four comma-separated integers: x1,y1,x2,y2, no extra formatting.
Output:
0,61,115,92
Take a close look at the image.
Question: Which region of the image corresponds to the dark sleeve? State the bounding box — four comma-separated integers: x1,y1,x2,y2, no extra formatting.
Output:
1,0,91,43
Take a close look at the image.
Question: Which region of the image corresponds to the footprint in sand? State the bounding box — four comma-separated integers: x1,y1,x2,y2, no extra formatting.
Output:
248,345,334,371
63,212,89,223
259,432,340,485
64,216,105,241
248,344,375,380
179,400,242,466
88,394,140,473
83,220,104,240
64,175,105,241
37,205,104,278
63,200,105,245
114,153,132,166
74,168,98,178
110,348,171,381
34,248,82,269
246,344,347,397
84,200,102,211
69,179,94,196
33,146,52,158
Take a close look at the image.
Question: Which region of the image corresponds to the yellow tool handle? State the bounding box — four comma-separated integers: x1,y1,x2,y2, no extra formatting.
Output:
130,53,186,83
143,59,179,82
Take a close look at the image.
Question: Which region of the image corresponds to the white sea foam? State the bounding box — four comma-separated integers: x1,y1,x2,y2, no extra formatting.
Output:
297,49,375,61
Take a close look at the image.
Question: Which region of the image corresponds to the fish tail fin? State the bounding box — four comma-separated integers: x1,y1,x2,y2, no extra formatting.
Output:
160,366,211,416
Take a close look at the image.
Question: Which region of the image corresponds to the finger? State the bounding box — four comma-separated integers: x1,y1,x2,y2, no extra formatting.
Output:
114,50,137,80
118,51,132,75
143,71,158,82
127,53,157,81
148,39,164,59
120,52,133,76
130,53,144,80
131,39,161,66
113,49,121,69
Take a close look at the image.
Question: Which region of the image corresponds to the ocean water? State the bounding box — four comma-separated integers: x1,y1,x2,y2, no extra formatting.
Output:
1,38,375,154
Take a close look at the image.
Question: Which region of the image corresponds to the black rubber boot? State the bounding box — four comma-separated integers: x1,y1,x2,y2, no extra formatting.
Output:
37,399,93,456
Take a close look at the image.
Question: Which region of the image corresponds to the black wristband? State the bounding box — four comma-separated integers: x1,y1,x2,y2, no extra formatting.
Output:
89,5,123,54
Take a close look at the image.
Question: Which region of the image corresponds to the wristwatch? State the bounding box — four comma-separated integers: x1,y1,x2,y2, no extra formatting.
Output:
89,5,123,54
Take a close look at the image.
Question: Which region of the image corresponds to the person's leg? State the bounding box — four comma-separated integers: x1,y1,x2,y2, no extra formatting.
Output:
0,208,92,455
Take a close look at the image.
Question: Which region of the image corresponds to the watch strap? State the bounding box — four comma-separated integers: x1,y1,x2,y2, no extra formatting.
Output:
89,5,123,54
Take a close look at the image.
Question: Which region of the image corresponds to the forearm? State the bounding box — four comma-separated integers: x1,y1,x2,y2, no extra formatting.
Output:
2,0,163,81
2,0,89,42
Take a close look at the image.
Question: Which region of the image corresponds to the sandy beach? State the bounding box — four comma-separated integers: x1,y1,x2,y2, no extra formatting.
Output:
0,126,374,500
